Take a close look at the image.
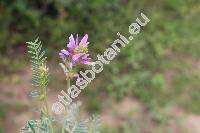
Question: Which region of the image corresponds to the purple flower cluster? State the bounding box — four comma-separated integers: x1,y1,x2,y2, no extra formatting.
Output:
59,34,93,68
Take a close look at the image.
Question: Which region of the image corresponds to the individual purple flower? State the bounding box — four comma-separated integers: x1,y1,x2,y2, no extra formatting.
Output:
59,49,70,62
59,34,93,68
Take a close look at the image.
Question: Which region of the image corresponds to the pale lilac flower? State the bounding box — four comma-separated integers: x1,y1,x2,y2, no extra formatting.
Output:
59,49,70,62
59,34,93,68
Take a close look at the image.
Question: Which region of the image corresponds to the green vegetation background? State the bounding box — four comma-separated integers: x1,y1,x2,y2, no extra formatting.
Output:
0,0,200,132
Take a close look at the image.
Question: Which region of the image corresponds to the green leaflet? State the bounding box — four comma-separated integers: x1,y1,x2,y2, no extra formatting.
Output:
26,38,47,88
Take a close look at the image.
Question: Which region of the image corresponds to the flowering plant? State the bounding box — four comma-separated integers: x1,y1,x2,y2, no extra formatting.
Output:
21,35,100,133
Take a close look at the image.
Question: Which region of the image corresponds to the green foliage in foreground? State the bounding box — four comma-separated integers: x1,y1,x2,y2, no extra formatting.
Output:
27,38,47,88
22,38,100,133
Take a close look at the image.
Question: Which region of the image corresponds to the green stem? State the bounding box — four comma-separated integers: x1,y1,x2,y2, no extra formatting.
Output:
42,85,54,133
43,87,54,133
61,78,71,133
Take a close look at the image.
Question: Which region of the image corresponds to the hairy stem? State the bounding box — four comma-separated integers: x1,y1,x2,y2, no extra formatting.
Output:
43,86,54,133
61,78,71,133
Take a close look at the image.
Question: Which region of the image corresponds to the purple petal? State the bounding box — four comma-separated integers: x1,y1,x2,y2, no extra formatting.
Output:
75,34,79,46
59,49,70,61
59,52,64,57
59,52,67,61
79,34,89,46
80,54,94,65
67,34,75,50
80,60,94,65
72,53,84,61
61,49,69,55
82,54,89,59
